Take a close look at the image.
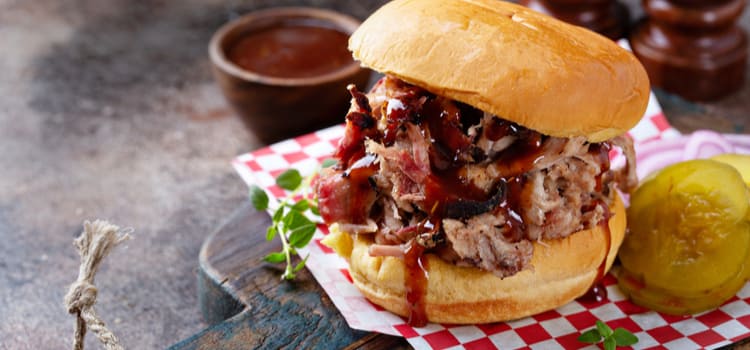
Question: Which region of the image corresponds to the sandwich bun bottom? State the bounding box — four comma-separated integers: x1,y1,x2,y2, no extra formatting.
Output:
345,194,626,324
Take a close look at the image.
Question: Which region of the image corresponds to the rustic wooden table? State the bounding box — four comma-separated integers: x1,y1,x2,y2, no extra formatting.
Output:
0,1,748,349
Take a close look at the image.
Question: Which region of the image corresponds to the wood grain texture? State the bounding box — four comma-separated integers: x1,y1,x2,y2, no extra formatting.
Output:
171,202,408,349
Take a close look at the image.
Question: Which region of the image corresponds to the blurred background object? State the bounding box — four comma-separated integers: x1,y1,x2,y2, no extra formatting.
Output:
520,0,748,102
630,0,748,101
210,7,370,144
519,0,630,39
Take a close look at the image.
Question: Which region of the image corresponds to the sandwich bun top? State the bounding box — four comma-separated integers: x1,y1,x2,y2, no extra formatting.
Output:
349,0,650,143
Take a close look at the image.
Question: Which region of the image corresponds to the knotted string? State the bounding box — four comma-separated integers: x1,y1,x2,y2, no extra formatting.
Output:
64,220,132,350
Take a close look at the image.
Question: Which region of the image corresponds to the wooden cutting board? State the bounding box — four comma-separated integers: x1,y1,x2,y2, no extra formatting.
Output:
167,202,409,350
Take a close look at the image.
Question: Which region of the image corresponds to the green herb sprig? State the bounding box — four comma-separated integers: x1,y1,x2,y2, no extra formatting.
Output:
578,320,638,350
249,159,336,280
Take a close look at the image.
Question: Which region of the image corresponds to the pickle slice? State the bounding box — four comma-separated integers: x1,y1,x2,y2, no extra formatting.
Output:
618,159,750,314
712,154,750,186
619,262,747,315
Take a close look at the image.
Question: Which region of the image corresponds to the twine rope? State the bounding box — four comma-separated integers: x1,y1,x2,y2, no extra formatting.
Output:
64,220,131,350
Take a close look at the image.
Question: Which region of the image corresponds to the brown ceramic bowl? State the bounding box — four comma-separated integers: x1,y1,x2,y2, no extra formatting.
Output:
209,7,371,144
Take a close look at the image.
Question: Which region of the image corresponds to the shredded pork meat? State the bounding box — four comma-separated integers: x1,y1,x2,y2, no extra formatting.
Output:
316,76,637,278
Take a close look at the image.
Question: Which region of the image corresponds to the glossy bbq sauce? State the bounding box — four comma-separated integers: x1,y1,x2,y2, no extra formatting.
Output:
405,241,429,326
331,78,616,322
228,23,354,78
402,95,544,325
578,145,613,303
340,155,379,223
578,209,611,303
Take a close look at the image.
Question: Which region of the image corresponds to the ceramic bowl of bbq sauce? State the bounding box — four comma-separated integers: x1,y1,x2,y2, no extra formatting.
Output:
210,7,371,144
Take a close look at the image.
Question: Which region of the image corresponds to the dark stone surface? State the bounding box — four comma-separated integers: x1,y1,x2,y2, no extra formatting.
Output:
0,1,386,349
0,0,748,349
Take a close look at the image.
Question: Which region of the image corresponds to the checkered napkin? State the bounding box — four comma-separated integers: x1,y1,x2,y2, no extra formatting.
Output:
232,92,750,349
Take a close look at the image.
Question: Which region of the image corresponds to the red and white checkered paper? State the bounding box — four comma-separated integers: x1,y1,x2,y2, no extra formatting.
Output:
232,91,750,349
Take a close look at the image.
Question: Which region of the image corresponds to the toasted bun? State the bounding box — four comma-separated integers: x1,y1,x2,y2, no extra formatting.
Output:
349,0,649,142
345,194,626,324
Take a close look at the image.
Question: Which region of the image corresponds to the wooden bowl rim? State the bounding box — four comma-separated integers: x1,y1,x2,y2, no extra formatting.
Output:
209,7,365,87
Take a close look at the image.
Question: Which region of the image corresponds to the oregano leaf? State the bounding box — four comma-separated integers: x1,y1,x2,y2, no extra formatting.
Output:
273,206,284,222
263,252,286,263
291,199,309,212
257,165,327,280
276,169,302,191
596,320,613,338
577,329,602,344
613,328,638,346
579,320,638,349
603,336,616,350
289,224,316,248
266,226,276,241
293,254,310,272
249,185,269,210
283,210,313,231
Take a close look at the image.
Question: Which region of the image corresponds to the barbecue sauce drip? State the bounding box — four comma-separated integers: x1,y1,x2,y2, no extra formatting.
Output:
579,283,608,303
416,91,543,224
422,99,475,165
342,155,378,224
485,117,533,142
578,198,613,303
578,143,614,303
405,231,430,326
583,142,615,303
388,85,547,325
498,177,527,242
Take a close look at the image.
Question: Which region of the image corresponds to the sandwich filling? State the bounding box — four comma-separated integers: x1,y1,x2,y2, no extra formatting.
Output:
317,76,636,278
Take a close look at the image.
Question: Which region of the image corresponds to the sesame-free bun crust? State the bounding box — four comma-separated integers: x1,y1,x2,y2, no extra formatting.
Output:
349,0,649,142
347,195,626,324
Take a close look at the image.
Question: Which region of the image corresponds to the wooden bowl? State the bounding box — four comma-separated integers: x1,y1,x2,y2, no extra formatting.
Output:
209,7,370,144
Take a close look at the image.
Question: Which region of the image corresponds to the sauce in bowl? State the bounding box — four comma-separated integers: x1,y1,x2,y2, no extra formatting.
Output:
228,22,354,79
209,7,370,143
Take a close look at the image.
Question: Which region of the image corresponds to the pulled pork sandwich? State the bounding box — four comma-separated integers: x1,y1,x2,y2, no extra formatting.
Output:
317,0,649,325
